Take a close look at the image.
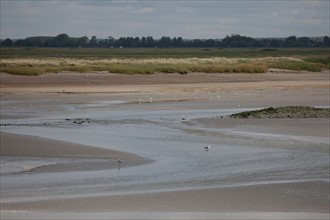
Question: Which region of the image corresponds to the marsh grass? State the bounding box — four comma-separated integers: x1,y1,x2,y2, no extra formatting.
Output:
268,60,325,72
303,56,330,66
0,48,328,75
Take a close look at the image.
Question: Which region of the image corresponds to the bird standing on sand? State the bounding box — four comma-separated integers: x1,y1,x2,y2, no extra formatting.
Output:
117,158,122,171
204,145,211,151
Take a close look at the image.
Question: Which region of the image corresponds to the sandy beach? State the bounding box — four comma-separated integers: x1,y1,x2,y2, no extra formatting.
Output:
0,70,329,219
0,70,329,94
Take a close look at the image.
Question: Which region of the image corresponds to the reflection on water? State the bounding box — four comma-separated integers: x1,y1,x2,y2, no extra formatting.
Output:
1,100,329,202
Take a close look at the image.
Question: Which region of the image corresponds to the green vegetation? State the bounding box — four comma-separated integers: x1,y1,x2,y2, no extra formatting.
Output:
269,60,325,72
0,48,328,75
1,34,329,48
229,106,330,119
1,47,329,59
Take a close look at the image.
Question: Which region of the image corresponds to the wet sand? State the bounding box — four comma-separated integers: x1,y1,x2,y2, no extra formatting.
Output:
1,70,329,94
1,181,329,212
0,132,145,172
1,132,138,160
193,118,330,138
1,70,329,218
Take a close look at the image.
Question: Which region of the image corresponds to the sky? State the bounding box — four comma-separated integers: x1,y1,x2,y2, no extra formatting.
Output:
1,0,329,39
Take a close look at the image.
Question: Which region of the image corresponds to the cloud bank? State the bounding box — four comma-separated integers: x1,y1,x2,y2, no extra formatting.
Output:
1,0,329,39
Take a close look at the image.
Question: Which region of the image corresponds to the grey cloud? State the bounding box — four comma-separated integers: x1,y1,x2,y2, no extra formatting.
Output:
0,0,329,39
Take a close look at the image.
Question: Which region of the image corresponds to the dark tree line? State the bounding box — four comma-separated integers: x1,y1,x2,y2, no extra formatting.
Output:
1,34,329,48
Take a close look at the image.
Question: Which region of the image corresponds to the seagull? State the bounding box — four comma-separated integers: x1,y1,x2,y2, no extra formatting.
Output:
149,97,153,103
138,98,142,104
204,145,211,151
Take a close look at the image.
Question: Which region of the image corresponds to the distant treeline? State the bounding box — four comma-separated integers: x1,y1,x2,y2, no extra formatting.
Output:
1,34,329,48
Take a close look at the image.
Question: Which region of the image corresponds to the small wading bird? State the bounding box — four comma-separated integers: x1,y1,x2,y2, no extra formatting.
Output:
117,158,122,171
204,145,211,151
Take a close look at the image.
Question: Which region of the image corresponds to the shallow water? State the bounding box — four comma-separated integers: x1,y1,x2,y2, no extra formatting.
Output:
1,98,329,202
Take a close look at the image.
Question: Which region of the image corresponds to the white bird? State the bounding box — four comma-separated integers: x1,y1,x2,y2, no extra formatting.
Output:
117,158,122,164
138,98,142,104
204,145,211,151
149,97,153,103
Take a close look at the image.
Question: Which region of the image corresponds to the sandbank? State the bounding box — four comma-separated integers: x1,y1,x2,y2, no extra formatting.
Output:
193,118,330,138
0,132,146,172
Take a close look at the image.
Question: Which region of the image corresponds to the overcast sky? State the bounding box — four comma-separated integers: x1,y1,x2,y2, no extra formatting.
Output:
1,0,329,39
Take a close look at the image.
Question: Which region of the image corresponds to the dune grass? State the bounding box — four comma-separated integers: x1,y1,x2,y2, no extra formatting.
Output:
0,48,328,75
0,58,269,75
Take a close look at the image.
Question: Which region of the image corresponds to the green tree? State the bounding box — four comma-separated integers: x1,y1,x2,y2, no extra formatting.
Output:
77,36,89,47
297,37,313,47
146,36,155,47
1,38,13,47
89,35,97,47
133,37,141,47
158,36,171,47
221,34,255,47
269,39,282,47
107,36,115,47
284,36,298,47
323,36,330,47
53,33,70,47
140,37,147,47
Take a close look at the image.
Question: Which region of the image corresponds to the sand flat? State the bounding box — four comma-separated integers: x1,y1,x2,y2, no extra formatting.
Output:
194,118,330,138
0,132,148,173
0,132,138,160
1,71,329,94
1,181,329,213
1,71,329,218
